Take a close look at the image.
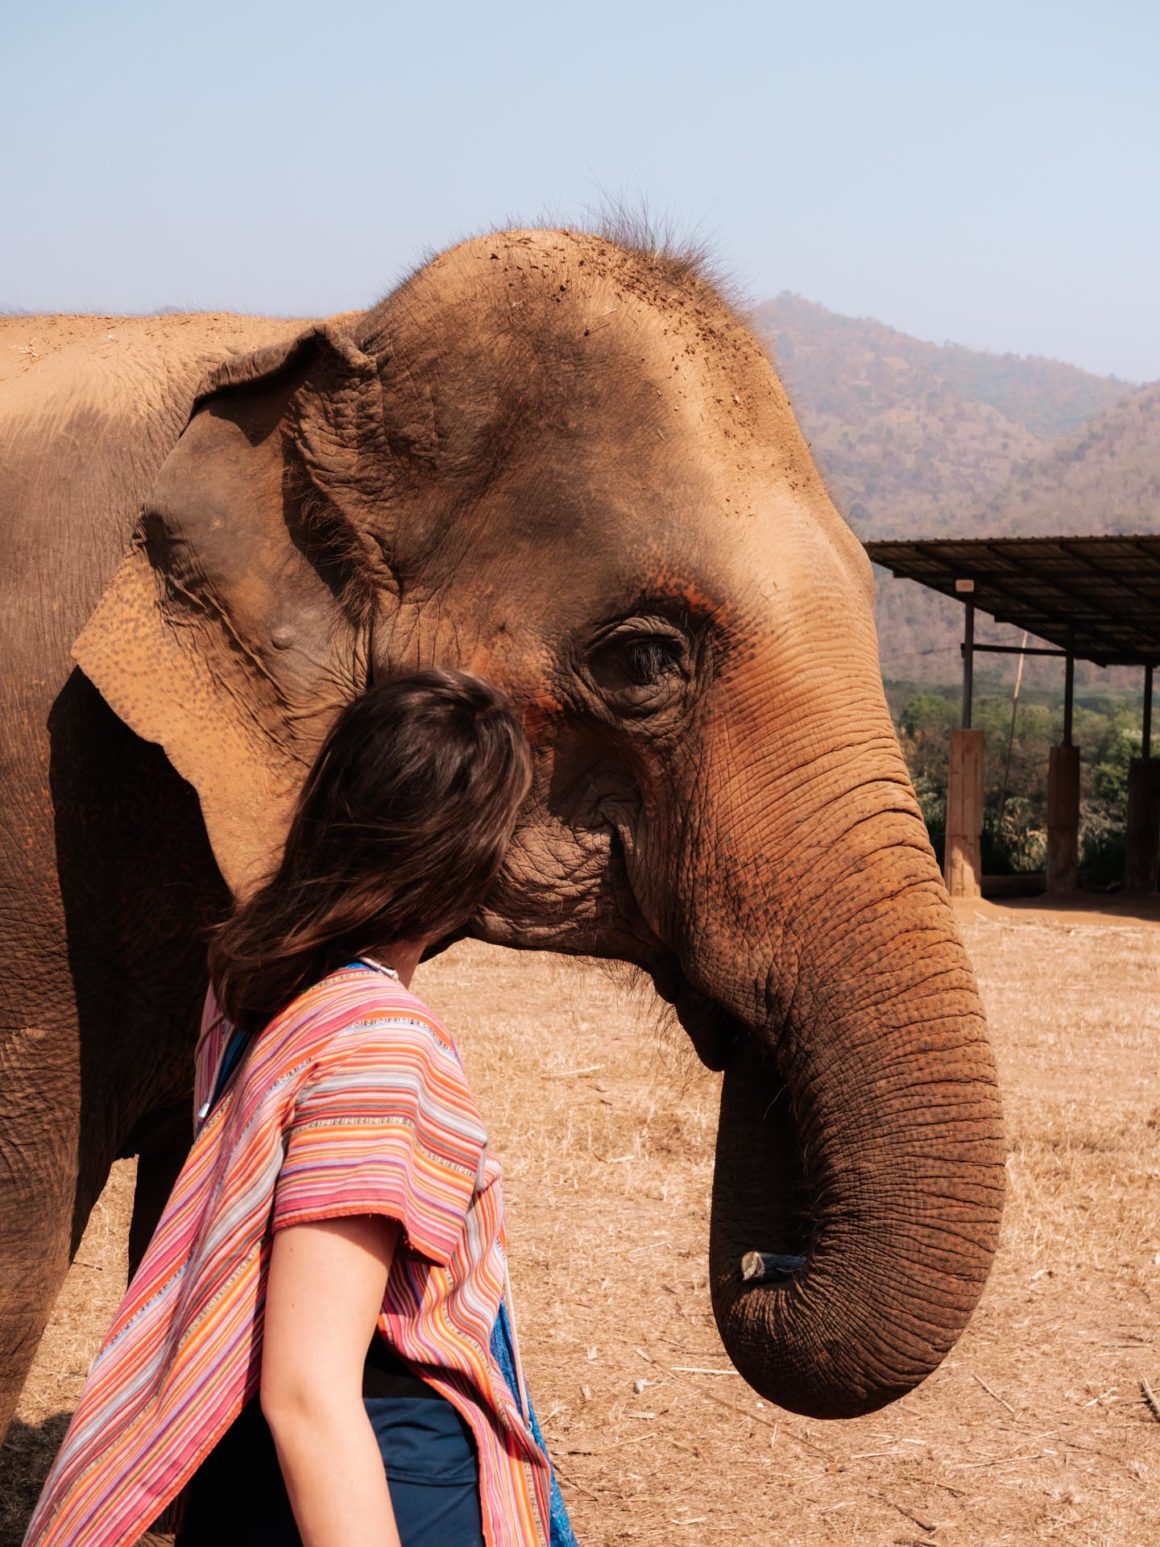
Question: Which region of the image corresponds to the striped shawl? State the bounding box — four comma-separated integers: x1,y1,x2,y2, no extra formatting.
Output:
23,965,558,1546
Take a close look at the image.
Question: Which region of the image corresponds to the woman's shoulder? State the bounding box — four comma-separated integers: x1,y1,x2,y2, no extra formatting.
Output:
310,963,463,1066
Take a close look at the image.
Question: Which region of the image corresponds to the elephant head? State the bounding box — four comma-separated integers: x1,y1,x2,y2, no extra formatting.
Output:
75,228,1004,1419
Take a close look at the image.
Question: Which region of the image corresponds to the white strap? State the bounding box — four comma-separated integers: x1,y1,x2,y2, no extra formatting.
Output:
357,954,400,980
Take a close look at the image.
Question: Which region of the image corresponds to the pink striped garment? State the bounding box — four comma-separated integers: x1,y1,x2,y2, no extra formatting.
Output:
23,964,554,1547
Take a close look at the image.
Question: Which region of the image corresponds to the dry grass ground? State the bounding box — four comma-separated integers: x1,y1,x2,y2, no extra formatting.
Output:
4,903,1158,1546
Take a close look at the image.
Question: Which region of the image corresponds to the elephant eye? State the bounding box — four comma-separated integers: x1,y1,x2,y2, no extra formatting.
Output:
586,624,691,714
618,635,684,685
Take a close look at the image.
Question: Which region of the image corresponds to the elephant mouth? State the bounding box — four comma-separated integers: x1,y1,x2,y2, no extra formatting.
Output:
649,957,737,1072
650,958,816,1281
711,1043,818,1286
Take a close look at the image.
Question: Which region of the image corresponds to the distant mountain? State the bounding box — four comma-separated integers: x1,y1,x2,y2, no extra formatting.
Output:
758,295,1129,439
751,294,1157,684
975,383,1160,536
752,294,1132,541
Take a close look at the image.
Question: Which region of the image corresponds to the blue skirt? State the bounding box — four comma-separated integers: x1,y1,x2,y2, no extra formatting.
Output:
175,1392,484,1547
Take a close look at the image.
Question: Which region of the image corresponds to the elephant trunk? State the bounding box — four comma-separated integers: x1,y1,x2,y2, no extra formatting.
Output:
704,794,1005,1419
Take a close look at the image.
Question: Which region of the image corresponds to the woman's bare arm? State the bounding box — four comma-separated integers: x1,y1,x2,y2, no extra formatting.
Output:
261,1214,402,1547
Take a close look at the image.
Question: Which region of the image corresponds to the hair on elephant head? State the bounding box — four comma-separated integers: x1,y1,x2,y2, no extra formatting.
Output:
74,226,1005,1420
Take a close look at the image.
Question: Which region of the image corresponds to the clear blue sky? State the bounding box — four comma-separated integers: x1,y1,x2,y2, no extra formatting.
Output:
4,0,1157,380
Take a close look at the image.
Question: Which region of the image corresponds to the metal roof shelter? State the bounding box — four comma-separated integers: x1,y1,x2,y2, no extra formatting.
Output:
863,534,1160,894
865,534,1160,666
865,534,1159,754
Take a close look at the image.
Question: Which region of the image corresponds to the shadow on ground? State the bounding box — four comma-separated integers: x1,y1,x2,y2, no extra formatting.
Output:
1,1415,173,1547
957,889,1160,928
2,1414,70,1546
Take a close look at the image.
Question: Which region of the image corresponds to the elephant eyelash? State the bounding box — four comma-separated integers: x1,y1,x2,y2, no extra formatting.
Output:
616,635,685,684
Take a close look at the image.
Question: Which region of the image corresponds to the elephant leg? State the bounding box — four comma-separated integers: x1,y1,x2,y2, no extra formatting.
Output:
2,1069,196,1440
0,1025,89,1438
128,1133,190,1275
0,677,224,1441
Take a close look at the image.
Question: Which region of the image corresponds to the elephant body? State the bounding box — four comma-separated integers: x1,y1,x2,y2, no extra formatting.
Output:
0,231,1004,1444
0,313,305,1429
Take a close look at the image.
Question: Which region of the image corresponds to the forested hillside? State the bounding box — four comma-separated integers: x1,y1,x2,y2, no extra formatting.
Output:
974,383,1160,537
752,295,1158,684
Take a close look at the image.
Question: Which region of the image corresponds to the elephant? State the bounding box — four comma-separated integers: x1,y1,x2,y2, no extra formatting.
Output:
0,226,1005,1447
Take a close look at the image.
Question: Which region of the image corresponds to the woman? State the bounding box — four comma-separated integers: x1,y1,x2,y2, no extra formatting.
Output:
24,670,575,1547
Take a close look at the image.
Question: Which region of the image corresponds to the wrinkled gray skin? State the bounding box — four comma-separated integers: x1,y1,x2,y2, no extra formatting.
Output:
0,230,1004,1440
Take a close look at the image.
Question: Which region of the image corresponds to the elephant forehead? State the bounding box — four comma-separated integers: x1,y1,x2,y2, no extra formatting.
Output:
421,428,869,645
367,231,872,651
369,228,815,483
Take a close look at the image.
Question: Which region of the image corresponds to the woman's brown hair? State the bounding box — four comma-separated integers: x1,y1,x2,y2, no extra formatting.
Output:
208,669,532,1029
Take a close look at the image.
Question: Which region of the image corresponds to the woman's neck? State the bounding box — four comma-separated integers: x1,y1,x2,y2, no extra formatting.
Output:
364,937,428,989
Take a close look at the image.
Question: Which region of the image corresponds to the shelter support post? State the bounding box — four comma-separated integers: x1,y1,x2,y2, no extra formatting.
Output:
960,598,975,730
1124,762,1160,892
1124,665,1158,892
1046,745,1080,894
945,729,983,898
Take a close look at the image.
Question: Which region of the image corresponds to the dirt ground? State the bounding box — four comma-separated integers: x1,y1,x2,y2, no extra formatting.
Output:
4,901,1158,1546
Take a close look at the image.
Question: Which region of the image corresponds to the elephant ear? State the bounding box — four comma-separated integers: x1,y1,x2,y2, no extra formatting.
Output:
73,320,398,898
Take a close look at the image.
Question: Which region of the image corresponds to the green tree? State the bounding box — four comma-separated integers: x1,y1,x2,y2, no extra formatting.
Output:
887,684,1142,886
